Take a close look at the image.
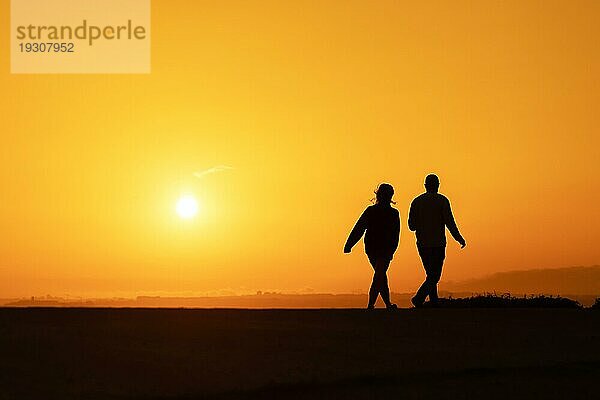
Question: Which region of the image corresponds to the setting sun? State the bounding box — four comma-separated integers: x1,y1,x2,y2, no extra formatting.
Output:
176,195,199,219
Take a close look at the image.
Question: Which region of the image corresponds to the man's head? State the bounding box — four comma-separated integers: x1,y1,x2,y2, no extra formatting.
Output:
424,174,440,193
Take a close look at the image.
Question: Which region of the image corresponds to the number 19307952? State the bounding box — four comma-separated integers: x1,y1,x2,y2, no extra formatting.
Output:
19,42,74,53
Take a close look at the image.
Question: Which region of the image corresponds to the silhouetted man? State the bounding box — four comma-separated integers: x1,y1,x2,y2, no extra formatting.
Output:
408,174,465,307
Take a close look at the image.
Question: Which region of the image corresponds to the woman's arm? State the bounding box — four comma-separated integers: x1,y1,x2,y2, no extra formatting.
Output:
344,208,369,253
390,210,401,255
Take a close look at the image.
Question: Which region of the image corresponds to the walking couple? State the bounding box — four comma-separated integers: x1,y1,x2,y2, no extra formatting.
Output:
344,174,466,309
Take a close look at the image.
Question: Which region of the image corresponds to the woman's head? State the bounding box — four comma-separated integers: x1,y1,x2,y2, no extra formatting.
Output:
374,183,395,205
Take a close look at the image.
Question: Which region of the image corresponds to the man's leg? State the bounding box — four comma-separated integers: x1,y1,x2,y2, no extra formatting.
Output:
425,247,446,303
413,246,432,306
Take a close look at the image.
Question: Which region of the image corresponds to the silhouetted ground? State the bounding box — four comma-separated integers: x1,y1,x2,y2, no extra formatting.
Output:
0,308,599,399
424,294,583,308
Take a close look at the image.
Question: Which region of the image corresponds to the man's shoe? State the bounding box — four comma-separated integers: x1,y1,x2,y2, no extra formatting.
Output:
411,296,424,308
386,303,398,311
428,299,440,308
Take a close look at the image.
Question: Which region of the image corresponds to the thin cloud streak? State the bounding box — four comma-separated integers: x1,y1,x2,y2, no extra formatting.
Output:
193,165,234,179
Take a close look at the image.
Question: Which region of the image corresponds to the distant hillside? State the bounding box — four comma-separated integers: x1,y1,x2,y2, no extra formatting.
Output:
3,266,598,308
3,293,412,309
5,291,598,308
444,266,600,295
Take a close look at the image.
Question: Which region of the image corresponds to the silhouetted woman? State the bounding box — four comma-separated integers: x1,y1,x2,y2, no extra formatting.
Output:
344,183,400,309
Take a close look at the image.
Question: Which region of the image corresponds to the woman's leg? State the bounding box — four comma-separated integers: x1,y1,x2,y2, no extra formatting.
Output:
374,258,392,307
367,255,379,308
368,255,392,308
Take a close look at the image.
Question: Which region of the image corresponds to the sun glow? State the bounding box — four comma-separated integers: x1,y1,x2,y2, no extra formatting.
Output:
176,195,199,219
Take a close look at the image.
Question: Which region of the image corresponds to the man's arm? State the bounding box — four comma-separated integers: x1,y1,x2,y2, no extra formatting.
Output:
344,209,369,253
408,200,418,232
443,198,466,247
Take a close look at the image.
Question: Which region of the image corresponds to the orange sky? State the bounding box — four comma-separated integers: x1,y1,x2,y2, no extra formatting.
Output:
1,0,599,297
